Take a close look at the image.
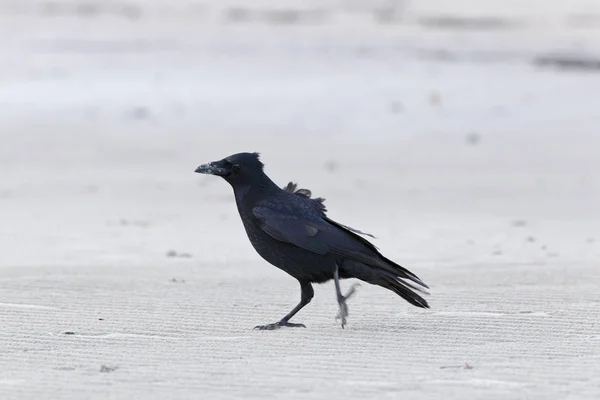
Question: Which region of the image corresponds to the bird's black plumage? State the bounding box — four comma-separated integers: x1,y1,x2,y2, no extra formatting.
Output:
195,152,429,329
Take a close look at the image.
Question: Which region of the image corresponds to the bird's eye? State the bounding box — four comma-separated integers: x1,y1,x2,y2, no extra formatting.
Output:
232,164,241,173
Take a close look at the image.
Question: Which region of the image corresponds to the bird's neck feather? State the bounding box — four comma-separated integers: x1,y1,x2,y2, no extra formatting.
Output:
231,172,279,207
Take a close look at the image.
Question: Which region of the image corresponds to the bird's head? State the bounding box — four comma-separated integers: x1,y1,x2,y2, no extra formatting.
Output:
194,152,265,184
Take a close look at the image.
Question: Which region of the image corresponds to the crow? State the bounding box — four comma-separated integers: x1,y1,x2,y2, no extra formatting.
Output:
195,152,429,330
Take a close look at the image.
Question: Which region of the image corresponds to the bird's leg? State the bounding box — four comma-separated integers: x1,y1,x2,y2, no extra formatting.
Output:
334,263,361,329
254,281,314,331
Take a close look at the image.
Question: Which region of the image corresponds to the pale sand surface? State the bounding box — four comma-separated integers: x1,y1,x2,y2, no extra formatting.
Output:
1,1,600,399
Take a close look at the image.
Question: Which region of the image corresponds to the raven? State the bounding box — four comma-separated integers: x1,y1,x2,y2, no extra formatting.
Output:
195,152,429,330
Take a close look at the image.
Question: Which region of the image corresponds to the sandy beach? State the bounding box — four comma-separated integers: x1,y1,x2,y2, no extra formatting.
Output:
1,1,600,398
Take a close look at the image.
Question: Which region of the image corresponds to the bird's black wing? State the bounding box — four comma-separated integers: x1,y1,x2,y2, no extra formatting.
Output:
253,201,380,264
253,201,429,290
252,203,332,255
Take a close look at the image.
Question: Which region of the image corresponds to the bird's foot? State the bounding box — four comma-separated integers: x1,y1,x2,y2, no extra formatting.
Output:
335,297,349,328
253,321,306,331
335,283,361,328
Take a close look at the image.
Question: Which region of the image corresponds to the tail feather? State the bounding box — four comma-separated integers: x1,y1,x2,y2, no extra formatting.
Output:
323,216,429,291
378,254,430,290
378,269,430,309
342,260,430,309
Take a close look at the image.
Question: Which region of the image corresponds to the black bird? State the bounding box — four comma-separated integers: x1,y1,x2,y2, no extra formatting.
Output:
195,152,429,330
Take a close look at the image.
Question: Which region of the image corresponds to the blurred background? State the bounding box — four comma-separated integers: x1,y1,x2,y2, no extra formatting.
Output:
2,0,599,266
1,1,599,398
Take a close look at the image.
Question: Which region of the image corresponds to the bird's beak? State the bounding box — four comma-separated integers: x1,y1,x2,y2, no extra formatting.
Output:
194,162,230,177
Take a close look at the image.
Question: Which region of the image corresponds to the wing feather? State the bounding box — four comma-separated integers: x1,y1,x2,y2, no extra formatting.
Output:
253,204,428,289
252,206,329,254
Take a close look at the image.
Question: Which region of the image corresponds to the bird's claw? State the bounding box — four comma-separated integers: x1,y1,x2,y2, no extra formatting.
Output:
335,298,349,328
253,321,306,331
335,283,361,328
343,283,361,301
